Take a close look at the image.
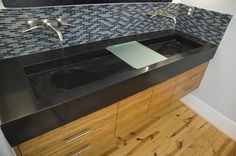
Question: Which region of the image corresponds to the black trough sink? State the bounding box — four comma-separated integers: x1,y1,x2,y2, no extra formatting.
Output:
24,51,132,99
23,33,204,100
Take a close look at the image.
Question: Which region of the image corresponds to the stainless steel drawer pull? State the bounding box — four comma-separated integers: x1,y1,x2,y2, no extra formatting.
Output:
65,129,91,144
70,144,92,156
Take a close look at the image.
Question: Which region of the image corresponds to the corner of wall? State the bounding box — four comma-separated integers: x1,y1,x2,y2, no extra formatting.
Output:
0,129,15,156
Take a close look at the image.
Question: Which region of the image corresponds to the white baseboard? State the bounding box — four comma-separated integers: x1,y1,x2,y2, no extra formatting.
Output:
181,94,236,141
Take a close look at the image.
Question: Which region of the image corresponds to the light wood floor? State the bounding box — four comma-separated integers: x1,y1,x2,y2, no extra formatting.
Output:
103,101,236,156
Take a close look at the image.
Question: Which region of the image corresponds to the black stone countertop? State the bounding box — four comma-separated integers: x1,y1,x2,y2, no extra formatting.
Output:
0,29,217,146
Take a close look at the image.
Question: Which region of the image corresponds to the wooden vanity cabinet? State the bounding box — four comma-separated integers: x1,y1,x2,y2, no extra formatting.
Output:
15,62,210,156
147,61,209,117
115,88,153,138
170,62,209,104
147,77,177,118
17,103,118,156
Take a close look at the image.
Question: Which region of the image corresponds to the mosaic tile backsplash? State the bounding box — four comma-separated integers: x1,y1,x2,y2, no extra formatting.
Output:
0,2,232,59
176,4,232,45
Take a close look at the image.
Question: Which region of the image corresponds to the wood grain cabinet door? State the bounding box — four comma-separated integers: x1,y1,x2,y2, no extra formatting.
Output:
17,103,118,156
171,62,209,104
147,77,177,118
116,88,153,138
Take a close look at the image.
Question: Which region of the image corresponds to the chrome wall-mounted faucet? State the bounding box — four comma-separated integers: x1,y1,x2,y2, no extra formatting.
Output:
43,19,63,42
22,18,76,42
147,10,176,24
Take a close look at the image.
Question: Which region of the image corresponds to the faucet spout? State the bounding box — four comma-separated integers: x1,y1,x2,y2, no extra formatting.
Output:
43,19,63,42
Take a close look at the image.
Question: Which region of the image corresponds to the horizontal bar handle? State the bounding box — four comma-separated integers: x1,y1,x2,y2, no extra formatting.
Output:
65,129,91,144
70,144,92,156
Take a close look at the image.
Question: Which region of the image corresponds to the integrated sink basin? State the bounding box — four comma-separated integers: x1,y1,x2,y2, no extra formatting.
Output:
50,56,130,90
25,51,132,99
139,34,202,57
24,33,204,100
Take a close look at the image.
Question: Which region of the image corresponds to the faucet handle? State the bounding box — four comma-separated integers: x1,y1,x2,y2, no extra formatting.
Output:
147,10,156,18
22,26,39,33
22,20,40,33
160,11,170,16
57,18,75,26
147,10,176,24
43,19,51,26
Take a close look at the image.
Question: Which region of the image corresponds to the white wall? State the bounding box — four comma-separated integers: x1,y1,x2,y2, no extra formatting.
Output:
172,0,180,3
180,0,236,122
0,2,14,155
0,128,15,156
0,0,4,9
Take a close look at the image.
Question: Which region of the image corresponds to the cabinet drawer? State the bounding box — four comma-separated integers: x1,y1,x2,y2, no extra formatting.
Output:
116,88,153,138
148,77,177,117
51,125,116,156
18,103,118,156
171,62,209,103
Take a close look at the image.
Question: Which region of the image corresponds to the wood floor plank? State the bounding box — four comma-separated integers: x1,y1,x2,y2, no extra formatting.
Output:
132,120,190,156
103,101,235,156
152,125,200,156
175,121,220,156
219,140,236,156
203,134,234,156
122,106,196,155
188,115,207,129
172,127,203,156
109,101,194,156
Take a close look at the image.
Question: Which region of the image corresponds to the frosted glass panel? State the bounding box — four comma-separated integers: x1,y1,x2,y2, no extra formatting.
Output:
107,41,167,69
